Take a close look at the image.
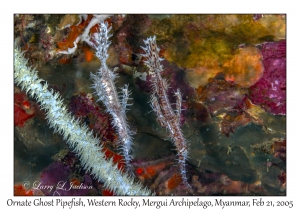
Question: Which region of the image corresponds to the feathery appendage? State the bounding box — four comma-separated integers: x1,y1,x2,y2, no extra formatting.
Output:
57,15,111,55
14,48,151,195
89,21,134,171
141,36,190,187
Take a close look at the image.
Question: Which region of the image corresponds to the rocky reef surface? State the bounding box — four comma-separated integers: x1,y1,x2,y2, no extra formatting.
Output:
14,14,286,196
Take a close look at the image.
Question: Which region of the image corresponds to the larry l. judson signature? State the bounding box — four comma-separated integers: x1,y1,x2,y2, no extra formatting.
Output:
22,180,93,195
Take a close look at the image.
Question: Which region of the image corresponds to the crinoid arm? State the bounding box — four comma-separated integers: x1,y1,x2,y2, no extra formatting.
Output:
14,48,151,195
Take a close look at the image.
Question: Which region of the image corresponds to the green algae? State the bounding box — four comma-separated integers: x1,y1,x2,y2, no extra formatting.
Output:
146,14,285,88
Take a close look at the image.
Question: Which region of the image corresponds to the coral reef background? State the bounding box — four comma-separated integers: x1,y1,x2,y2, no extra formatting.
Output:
14,14,286,196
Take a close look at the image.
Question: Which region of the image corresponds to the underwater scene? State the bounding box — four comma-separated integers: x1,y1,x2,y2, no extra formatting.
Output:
14,14,286,196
